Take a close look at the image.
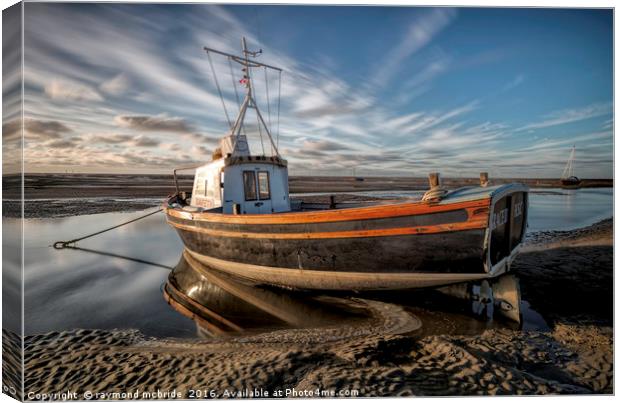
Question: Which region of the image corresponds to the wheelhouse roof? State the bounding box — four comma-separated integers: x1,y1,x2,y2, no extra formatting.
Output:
222,155,288,168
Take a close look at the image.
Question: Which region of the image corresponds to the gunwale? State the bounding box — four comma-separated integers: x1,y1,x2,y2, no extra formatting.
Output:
184,249,492,290
165,196,491,225
167,217,488,239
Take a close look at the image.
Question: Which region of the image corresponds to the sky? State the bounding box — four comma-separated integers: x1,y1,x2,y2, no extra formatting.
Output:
3,4,613,177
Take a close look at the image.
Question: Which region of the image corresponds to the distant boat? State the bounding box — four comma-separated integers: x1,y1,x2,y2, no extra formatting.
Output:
561,146,581,189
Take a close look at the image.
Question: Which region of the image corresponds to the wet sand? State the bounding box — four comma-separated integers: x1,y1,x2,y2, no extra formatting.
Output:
20,219,613,397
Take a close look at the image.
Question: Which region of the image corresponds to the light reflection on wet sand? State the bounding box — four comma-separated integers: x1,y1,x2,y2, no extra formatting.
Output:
14,188,612,338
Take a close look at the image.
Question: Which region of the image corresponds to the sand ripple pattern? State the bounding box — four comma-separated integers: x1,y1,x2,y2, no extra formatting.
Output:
23,295,612,397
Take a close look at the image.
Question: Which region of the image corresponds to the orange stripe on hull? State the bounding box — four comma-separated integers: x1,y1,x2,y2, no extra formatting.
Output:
167,217,488,239
165,197,491,225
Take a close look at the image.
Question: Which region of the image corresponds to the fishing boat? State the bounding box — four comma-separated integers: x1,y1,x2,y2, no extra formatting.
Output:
560,146,581,189
164,38,529,293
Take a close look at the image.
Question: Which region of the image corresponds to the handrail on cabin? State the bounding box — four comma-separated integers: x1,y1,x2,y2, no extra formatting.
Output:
172,164,203,195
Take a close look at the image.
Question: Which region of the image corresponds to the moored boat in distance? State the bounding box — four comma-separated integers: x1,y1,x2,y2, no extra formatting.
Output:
560,146,581,189
164,38,529,293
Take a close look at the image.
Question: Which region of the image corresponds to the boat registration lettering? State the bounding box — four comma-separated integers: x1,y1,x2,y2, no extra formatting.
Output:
491,208,508,230
514,201,523,218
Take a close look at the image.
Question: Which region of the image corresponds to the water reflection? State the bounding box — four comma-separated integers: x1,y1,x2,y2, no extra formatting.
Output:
165,250,370,337
527,188,612,232
165,250,549,339
18,209,194,338
17,187,609,339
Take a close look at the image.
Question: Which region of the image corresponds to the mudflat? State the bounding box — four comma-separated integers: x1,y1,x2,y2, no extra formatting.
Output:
19,219,613,397
2,173,613,218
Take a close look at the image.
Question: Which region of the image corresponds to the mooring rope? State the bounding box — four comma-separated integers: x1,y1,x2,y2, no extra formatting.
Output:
60,244,173,270
53,208,163,250
421,187,449,202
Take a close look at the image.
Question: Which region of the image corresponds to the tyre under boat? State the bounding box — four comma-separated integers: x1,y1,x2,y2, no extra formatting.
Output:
165,183,529,291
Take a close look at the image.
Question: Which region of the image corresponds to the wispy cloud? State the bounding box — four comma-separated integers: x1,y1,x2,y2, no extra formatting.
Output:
45,79,103,101
114,114,196,133
502,74,525,92
371,8,457,89
100,74,131,96
19,4,612,178
517,102,612,131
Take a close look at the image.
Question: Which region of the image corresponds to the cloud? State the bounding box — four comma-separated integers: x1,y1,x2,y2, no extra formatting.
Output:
403,54,451,91
100,73,130,95
191,145,211,156
518,130,612,152
502,74,525,91
19,4,612,178
301,139,353,152
89,133,134,144
132,135,160,147
45,79,103,101
371,8,457,88
160,143,182,152
88,133,160,147
517,102,612,131
385,101,479,137
2,119,21,141
25,119,73,139
114,114,195,133
289,71,374,119
46,138,81,149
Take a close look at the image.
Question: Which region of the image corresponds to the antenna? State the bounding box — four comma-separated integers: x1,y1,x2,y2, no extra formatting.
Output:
203,37,282,157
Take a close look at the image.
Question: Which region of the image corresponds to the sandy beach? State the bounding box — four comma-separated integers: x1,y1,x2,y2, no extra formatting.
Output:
20,218,613,397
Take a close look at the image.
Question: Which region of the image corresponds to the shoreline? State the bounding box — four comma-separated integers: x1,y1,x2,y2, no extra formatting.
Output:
4,188,613,219
3,173,612,199
17,219,613,396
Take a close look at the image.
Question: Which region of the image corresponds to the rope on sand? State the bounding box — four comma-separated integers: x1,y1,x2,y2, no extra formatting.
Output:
52,208,163,250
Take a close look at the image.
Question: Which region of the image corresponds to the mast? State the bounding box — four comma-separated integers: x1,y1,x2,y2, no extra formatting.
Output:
561,146,576,179
203,37,282,157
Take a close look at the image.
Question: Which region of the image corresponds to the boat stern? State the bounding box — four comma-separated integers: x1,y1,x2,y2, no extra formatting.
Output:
484,183,529,277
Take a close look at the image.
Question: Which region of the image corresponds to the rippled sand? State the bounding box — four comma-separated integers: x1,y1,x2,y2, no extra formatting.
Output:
16,219,613,397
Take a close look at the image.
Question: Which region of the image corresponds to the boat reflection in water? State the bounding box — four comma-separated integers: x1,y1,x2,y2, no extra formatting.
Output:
164,250,548,339
164,250,372,338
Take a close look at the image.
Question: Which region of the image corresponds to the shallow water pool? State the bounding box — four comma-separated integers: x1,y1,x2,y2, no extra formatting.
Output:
6,187,612,338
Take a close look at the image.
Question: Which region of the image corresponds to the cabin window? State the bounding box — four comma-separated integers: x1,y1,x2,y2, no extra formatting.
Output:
243,171,257,201
204,179,208,197
258,171,270,200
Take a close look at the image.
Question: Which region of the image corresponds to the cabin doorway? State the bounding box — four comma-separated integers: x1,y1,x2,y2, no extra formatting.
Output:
242,169,273,214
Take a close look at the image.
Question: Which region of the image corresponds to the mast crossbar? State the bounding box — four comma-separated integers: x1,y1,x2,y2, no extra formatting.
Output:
203,46,282,71
204,38,282,159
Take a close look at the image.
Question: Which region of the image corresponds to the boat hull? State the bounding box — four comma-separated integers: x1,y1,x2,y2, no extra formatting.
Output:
183,248,496,290
165,184,529,291
561,177,581,189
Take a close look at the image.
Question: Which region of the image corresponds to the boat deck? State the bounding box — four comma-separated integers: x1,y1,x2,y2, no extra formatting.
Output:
167,184,524,215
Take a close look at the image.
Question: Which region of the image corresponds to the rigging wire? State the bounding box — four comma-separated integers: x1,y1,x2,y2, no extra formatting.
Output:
206,50,232,128
276,70,282,149
264,67,273,155
264,67,273,133
256,100,266,155
228,56,247,137
243,44,266,156
228,56,241,111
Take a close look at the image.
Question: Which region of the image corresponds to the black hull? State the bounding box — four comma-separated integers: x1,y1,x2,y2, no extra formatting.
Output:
165,184,529,290
172,224,487,275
